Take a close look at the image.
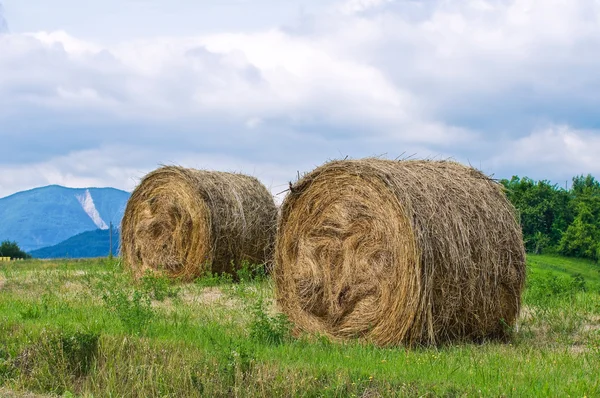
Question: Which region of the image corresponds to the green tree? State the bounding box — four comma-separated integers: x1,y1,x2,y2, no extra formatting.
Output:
559,174,600,261
558,201,599,260
0,240,31,259
501,176,573,253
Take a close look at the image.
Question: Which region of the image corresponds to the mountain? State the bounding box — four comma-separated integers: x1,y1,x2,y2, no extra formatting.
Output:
30,229,120,259
0,185,130,252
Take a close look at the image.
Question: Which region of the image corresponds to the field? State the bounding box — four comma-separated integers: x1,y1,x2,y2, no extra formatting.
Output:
0,255,599,397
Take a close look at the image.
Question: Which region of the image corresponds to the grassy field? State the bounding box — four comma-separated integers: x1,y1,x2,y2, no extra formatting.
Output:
0,255,598,397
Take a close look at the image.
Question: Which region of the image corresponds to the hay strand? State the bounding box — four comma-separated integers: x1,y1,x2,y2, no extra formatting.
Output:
121,166,277,281
274,158,526,346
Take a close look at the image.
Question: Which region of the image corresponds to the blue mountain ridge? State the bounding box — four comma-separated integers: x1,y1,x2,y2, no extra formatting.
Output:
0,185,130,252
29,229,120,259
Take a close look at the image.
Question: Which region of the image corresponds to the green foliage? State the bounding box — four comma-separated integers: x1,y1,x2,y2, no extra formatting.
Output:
0,329,99,394
526,272,587,304
235,260,267,283
101,288,154,335
0,346,17,383
502,174,600,261
195,270,234,287
558,176,600,261
141,271,181,301
249,299,293,345
1,256,599,397
209,338,256,385
0,240,31,259
19,303,43,320
501,176,572,253
194,261,267,288
93,266,155,335
55,330,100,377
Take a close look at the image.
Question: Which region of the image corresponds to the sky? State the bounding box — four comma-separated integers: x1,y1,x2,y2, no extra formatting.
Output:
1,0,600,199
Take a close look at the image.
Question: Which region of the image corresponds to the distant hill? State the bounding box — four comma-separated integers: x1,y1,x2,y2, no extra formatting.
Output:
0,185,130,252
30,229,120,259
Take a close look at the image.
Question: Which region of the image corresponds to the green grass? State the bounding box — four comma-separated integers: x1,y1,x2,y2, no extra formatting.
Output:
0,255,599,397
526,254,600,292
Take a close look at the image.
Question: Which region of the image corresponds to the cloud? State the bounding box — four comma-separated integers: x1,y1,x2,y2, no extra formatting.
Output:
338,0,394,15
0,3,8,33
1,0,600,198
489,125,600,182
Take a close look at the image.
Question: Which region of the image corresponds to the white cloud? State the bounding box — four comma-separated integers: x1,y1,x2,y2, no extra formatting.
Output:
0,3,7,33
490,125,600,181
0,144,312,205
1,0,600,198
338,0,394,14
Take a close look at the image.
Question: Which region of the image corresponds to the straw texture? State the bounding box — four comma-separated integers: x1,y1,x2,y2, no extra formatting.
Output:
275,158,526,346
121,166,277,281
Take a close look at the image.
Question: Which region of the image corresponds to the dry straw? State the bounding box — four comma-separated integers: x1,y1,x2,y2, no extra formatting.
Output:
275,158,526,346
121,166,277,281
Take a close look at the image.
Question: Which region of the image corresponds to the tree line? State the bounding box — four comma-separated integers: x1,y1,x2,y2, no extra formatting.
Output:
501,174,600,261
0,240,31,259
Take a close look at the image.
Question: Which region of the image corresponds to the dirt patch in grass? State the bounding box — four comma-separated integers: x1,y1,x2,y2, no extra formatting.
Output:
0,388,52,398
195,287,226,304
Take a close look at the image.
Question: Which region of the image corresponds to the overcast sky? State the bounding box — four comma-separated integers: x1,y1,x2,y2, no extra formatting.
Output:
1,0,600,198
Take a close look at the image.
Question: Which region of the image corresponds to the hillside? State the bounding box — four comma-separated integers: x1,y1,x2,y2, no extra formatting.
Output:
0,185,130,251
29,228,120,259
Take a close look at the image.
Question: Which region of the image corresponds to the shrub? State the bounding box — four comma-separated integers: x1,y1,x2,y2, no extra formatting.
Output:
249,299,293,345
0,240,31,259
141,271,181,301
101,287,154,335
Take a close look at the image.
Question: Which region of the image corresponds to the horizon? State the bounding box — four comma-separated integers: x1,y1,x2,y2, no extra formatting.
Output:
2,166,595,200
0,184,131,200
1,0,600,197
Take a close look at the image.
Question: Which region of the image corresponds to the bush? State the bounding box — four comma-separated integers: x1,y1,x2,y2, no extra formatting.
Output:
57,330,100,377
249,299,292,345
141,271,181,301
195,271,233,288
236,261,267,283
0,240,31,259
102,288,154,335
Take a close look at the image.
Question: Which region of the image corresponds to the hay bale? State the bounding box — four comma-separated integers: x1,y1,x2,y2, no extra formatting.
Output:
274,158,526,346
121,166,277,281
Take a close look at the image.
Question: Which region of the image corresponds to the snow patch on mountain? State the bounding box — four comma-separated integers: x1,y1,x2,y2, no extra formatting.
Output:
76,189,109,230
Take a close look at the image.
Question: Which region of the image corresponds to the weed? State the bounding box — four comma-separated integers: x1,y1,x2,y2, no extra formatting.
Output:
0,346,17,383
101,288,154,335
57,330,100,377
235,261,267,283
19,304,43,320
195,271,233,288
248,299,292,345
8,329,99,394
208,336,256,386
141,270,181,301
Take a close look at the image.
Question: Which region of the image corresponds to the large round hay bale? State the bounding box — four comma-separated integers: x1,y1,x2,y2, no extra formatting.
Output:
275,158,526,346
121,166,277,281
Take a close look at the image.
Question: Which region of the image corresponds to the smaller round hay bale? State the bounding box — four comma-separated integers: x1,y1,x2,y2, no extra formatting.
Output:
121,166,277,281
275,158,526,347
